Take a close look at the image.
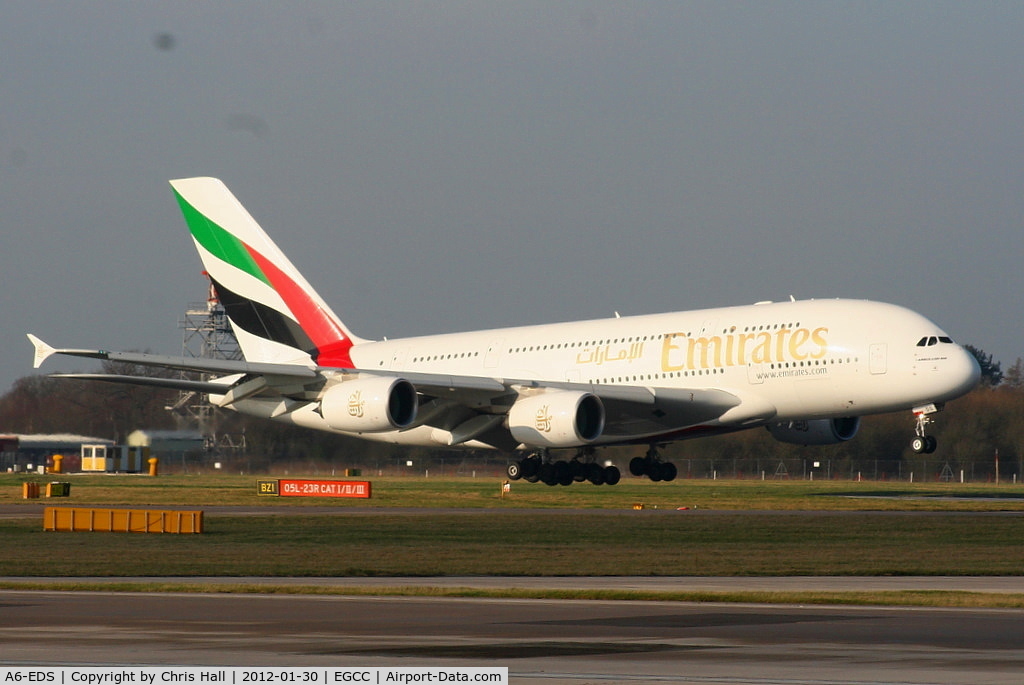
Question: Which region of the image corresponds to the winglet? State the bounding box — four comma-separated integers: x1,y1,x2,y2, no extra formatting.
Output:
27,334,57,369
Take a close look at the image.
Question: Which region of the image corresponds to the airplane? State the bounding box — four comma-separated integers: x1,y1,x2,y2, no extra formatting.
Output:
29,177,981,486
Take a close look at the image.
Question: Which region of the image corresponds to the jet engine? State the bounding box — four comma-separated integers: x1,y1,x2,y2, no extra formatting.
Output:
320,376,418,433
507,390,605,448
766,417,860,446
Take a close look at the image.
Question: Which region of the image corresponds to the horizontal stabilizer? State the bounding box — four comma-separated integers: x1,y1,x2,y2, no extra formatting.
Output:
29,334,64,369
27,335,320,379
50,374,239,394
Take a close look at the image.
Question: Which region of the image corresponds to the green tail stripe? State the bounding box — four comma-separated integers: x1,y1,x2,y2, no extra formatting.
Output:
173,189,270,286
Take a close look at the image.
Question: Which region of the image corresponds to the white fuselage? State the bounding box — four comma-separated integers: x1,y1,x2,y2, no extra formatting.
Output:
233,298,979,449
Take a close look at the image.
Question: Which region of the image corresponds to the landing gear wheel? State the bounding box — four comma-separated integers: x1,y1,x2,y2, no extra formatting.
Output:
520,456,540,479
630,448,677,482
506,462,523,480
660,461,678,482
554,460,573,486
911,436,939,454
571,461,587,482
629,457,647,477
603,465,621,485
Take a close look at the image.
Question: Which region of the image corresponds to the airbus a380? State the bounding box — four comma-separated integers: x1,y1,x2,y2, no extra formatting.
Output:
29,177,980,486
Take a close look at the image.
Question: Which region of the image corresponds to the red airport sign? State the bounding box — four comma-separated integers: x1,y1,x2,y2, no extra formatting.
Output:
274,479,372,498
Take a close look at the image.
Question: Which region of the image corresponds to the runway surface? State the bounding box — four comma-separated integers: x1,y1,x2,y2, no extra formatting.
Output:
2,574,1024,594
3,505,1024,681
2,587,1024,684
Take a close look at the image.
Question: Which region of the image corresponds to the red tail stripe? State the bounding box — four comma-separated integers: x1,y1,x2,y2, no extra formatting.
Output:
246,247,354,368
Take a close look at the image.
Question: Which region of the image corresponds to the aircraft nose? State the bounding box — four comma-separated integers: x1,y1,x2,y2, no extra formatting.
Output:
953,345,982,394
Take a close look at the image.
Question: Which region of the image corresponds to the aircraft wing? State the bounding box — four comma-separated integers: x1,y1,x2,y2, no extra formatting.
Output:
29,334,752,446
399,373,744,444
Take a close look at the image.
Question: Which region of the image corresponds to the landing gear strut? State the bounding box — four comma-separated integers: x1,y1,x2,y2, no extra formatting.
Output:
910,404,941,454
506,450,620,486
629,447,678,482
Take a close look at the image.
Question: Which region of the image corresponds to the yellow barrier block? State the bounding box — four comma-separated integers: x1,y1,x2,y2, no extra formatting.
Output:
43,507,203,534
22,482,40,499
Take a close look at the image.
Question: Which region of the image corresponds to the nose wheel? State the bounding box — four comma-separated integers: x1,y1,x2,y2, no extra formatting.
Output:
911,435,937,454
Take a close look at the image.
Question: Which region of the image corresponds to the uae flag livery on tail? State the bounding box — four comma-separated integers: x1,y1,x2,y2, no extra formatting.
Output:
170,177,360,368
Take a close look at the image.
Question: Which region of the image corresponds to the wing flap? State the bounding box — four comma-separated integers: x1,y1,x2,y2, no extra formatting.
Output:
597,386,742,438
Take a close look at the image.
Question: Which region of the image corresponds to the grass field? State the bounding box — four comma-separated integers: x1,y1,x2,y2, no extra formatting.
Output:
4,509,1024,576
5,473,1024,510
2,473,1023,607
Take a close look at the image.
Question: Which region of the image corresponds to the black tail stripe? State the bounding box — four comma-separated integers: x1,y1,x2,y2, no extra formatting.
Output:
211,277,318,357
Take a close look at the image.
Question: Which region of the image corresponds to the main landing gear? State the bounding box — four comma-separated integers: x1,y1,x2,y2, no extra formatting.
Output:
507,450,621,486
910,404,941,454
507,446,681,485
629,447,678,482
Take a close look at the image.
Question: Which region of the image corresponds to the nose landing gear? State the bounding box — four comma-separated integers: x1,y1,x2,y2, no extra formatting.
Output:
910,404,943,454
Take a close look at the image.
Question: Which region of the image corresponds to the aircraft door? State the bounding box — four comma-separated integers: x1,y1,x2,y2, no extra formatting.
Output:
698,319,717,337
869,343,887,375
747,362,765,385
484,340,504,369
390,349,408,370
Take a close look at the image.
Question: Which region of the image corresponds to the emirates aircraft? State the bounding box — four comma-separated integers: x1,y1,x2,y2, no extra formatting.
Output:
29,177,980,485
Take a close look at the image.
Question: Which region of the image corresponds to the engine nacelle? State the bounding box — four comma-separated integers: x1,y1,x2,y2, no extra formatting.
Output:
507,391,605,448
320,376,418,433
766,416,860,446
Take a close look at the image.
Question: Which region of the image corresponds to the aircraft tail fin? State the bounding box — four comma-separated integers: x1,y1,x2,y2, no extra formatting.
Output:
170,177,364,368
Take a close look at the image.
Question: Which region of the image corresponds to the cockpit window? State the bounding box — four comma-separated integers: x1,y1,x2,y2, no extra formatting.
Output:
939,336,953,344
917,336,955,347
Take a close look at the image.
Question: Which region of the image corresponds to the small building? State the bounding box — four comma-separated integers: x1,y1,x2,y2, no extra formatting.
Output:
0,434,115,473
80,443,147,473
126,429,205,467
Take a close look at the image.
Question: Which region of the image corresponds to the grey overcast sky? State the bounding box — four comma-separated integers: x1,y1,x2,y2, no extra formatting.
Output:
4,2,1023,395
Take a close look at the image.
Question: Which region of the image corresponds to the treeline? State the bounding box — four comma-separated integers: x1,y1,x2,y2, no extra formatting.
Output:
2,362,1023,480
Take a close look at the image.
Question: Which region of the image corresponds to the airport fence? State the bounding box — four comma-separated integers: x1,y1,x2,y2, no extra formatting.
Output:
665,457,1017,483
149,452,1018,483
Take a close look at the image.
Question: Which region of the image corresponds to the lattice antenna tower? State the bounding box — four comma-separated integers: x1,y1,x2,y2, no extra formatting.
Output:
169,274,245,453
181,276,241,362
